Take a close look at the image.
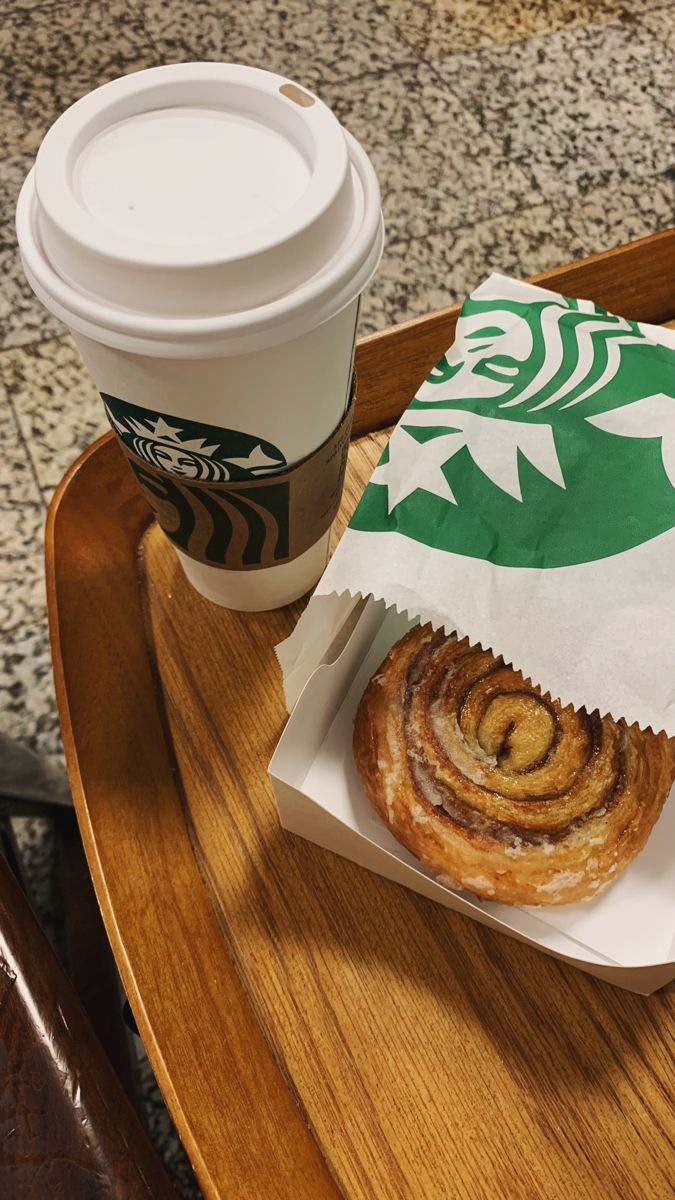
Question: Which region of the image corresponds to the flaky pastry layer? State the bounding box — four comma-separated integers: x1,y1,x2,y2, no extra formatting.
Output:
353,626,674,905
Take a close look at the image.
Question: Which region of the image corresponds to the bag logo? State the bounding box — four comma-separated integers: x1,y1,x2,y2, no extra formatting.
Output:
352,295,675,567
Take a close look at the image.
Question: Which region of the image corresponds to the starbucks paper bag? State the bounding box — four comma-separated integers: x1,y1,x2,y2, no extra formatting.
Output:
281,275,675,735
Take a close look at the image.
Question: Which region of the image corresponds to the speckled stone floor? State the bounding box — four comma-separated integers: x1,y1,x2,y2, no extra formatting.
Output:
1,0,675,1194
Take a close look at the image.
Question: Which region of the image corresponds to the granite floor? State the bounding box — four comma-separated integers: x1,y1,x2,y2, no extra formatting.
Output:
2,0,675,1194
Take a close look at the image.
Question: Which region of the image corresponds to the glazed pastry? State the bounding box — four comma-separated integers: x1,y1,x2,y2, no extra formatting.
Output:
353,625,675,906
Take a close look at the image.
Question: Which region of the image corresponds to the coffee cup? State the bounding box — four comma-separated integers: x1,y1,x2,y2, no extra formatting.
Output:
16,62,383,609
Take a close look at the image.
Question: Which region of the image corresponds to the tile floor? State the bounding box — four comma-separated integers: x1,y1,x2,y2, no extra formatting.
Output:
1,0,675,1193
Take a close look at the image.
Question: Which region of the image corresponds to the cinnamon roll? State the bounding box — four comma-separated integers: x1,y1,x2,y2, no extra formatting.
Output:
353,625,674,906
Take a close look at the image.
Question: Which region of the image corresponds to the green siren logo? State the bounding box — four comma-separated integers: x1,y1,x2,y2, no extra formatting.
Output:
351,294,675,567
102,394,291,569
102,394,286,481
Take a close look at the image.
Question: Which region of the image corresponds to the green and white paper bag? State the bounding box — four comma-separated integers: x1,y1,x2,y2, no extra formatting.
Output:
273,275,675,991
282,274,675,735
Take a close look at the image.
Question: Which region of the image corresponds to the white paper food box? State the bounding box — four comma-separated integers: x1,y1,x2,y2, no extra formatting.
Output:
270,594,675,995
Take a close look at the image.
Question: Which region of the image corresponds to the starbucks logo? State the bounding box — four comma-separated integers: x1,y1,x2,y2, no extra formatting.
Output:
102,393,291,570
102,394,286,482
352,294,675,567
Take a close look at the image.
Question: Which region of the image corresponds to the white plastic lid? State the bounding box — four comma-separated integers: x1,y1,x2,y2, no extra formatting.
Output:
16,63,383,356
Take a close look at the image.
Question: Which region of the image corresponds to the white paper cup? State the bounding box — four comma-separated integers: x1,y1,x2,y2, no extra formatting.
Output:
16,62,383,609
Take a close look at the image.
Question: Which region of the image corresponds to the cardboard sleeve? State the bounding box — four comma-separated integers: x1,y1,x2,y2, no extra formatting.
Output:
113,379,356,571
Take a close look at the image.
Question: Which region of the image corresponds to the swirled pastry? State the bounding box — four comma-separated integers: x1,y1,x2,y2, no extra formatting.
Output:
353,625,675,906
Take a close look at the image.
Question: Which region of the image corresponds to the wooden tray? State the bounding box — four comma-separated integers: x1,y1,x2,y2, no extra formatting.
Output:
47,235,675,1200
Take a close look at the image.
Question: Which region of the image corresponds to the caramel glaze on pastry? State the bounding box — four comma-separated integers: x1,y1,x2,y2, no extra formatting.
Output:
353,625,675,906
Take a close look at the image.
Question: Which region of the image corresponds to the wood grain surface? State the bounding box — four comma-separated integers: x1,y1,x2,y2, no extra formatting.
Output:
47,236,675,1200
142,458,675,1200
46,439,340,1200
